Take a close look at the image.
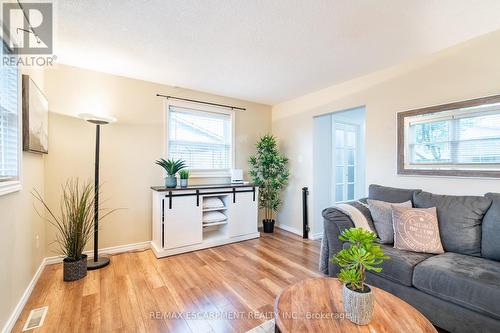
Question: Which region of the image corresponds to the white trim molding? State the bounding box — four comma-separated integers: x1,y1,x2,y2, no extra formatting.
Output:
45,241,151,264
1,258,46,333
163,99,236,178
275,224,323,240
2,241,152,333
309,232,323,240
275,223,302,236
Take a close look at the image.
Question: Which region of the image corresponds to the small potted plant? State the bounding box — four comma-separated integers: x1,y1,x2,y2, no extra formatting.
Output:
33,179,115,281
179,169,190,188
155,158,186,188
331,228,389,325
248,134,289,233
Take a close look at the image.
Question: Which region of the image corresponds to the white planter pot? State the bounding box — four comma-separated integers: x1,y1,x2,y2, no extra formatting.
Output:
180,179,188,188
342,284,374,325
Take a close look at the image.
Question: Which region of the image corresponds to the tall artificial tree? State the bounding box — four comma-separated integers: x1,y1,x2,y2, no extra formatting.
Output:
249,134,290,222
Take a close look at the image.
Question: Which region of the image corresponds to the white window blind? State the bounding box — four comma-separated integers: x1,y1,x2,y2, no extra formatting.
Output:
407,104,500,167
0,41,20,185
168,105,232,170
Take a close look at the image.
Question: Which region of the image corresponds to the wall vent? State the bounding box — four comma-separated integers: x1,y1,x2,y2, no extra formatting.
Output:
22,306,48,331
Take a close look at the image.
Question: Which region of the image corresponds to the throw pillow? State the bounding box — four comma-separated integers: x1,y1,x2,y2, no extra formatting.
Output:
367,199,412,244
392,207,444,254
202,211,228,224
203,197,225,209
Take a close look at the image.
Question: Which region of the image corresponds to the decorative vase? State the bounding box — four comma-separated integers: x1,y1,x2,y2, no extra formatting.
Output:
180,179,188,188
342,284,374,325
63,254,88,282
165,176,177,188
262,219,275,233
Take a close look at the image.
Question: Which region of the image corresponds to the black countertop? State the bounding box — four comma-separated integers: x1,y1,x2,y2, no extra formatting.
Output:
151,183,258,192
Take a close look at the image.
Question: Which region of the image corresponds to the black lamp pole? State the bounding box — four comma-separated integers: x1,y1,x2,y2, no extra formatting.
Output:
81,115,115,270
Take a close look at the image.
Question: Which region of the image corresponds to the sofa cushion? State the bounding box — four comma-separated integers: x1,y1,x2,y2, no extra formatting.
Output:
392,207,444,254
367,199,412,244
413,252,500,320
482,193,500,261
368,184,420,204
370,245,433,286
413,191,492,256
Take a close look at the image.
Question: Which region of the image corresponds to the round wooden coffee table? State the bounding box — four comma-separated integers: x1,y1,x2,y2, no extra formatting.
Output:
274,277,436,333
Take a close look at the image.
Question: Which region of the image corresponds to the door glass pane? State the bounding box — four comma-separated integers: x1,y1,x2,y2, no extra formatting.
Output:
347,183,355,200
335,148,344,165
348,149,355,165
347,131,356,148
335,130,344,147
348,166,355,182
336,166,344,183
336,184,344,202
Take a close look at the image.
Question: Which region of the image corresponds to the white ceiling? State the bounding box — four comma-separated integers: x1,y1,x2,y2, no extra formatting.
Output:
54,0,500,105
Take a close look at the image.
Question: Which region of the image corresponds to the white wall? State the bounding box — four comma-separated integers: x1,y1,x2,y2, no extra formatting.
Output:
0,67,46,331
312,114,332,236
272,30,500,235
42,64,272,253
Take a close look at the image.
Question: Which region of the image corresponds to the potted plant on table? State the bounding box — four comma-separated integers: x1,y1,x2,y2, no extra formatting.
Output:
155,158,186,188
331,228,389,325
33,179,115,281
179,169,190,188
248,134,289,233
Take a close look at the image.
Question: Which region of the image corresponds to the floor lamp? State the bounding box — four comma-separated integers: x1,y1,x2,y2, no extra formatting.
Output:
79,113,117,270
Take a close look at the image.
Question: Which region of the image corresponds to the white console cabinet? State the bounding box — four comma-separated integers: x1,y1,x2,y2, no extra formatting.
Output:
151,184,259,258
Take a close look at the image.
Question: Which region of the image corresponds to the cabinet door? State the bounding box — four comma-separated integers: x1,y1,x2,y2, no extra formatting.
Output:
164,195,202,249
228,191,258,237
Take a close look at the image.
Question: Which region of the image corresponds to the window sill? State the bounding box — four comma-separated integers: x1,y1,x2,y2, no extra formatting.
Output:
0,181,22,196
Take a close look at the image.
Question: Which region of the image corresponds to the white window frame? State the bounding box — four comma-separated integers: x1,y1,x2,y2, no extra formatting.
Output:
0,43,22,196
164,99,235,178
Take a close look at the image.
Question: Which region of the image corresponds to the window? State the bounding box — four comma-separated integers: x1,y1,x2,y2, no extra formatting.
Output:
167,103,233,176
0,40,21,195
334,122,359,202
398,95,500,177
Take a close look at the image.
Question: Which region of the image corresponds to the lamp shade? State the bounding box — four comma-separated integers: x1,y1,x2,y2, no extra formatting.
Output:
78,113,117,125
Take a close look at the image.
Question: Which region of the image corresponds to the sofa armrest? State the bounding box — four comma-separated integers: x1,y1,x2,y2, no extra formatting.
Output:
320,206,356,276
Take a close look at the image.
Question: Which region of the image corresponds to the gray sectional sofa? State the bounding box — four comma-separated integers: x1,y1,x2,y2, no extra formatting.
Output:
321,184,500,333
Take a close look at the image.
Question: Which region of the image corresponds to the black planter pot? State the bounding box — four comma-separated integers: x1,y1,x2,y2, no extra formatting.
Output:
63,254,88,282
263,219,275,233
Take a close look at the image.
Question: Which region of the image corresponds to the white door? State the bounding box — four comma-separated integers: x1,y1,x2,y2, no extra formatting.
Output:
164,195,203,249
333,122,359,203
228,190,258,237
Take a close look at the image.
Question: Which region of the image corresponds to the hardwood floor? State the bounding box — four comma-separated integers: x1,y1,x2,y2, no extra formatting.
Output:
13,228,321,333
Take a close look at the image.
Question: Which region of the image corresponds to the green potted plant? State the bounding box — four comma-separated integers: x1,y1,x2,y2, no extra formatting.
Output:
248,134,289,233
33,179,115,281
179,169,190,188
155,158,186,188
331,228,389,325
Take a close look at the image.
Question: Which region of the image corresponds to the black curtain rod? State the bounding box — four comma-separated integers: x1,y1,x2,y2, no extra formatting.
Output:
156,94,246,111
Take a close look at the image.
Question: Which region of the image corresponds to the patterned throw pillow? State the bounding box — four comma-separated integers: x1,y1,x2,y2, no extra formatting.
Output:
392,207,444,254
367,199,412,244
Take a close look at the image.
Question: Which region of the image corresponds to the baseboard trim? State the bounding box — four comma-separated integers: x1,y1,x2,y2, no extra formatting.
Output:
275,223,302,236
44,241,152,265
309,232,323,240
275,224,323,240
2,241,152,333
1,257,46,333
